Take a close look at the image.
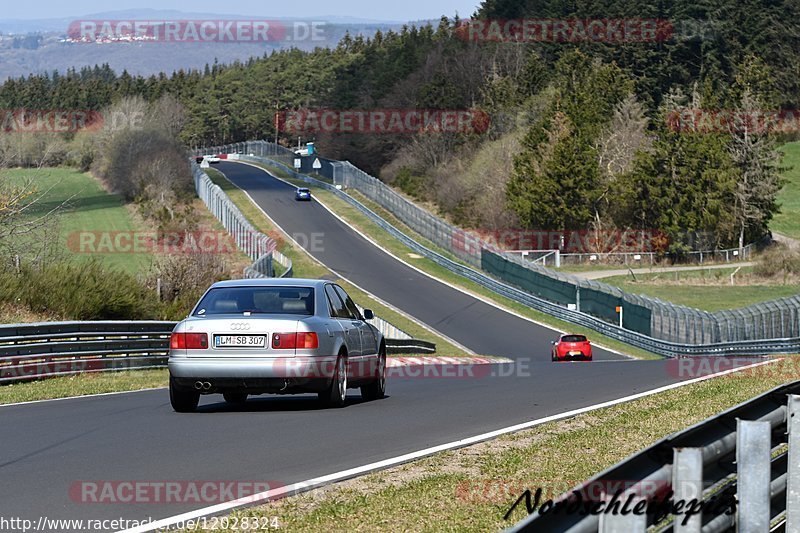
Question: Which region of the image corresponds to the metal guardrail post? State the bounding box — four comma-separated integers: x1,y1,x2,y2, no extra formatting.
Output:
787,395,800,532
673,448,703,533
736,419,772,532
598,490,647,532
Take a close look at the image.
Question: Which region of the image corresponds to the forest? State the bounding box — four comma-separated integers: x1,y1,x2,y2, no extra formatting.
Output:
0,0,797,252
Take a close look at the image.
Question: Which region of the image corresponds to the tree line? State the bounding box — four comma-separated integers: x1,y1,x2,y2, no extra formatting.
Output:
0,0,796,251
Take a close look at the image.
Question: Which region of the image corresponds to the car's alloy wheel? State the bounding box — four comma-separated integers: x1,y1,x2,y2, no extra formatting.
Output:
361,349,386,401
319,355,347,408
170,377,199,413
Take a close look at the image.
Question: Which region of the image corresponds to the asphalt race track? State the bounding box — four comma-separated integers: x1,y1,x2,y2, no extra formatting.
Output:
0,161,741,531
217,161,622,362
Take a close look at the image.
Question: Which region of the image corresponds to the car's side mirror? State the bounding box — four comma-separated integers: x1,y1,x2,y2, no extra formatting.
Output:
550,341,556,345
362,309,374,320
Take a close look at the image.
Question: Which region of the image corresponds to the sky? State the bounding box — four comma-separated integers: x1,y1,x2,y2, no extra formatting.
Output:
6,0,480,21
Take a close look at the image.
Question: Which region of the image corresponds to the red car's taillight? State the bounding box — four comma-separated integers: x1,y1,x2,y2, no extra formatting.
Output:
272,332,319,350
170,332,208,350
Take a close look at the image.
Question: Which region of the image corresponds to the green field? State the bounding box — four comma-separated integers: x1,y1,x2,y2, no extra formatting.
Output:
3,168,151,274
771,141,800,238
602,267,800,311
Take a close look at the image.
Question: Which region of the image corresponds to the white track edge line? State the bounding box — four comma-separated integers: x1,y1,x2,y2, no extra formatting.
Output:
119,358,776,533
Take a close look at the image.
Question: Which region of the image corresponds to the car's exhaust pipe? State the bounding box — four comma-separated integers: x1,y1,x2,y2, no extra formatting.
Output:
194,381,213,391
202,382,212,391
194,381,204,390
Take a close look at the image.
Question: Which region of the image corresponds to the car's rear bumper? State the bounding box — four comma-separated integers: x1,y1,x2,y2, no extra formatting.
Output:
555,352,592,361
169,356,341,394
169,355,339,379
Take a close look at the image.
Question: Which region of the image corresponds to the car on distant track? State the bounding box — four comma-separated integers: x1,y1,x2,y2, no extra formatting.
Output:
295,187,312,201
168,278,386,412
206,155,222,164
551,334,593,362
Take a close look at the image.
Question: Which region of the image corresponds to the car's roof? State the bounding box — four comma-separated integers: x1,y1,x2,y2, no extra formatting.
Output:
297,187,310,191
210,278,328,289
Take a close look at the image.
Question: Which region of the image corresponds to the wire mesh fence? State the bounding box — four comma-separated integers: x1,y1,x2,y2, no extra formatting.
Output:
203,140,799,345
192,163,275,278
559,245,757,265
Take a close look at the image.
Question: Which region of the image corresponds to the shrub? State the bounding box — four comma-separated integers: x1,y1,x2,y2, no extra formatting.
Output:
145,252,229,318
0,260,159,320
753,245,800,281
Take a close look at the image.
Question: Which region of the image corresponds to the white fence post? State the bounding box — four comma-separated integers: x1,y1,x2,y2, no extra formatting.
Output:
673,448,703,533
736,419,771,532
787,395,800,532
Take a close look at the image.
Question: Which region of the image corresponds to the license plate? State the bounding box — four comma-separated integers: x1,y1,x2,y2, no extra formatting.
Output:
214,335,266,348
569,351,582,356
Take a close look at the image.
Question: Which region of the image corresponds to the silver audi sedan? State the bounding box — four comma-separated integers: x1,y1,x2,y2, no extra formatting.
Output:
168,278,386,412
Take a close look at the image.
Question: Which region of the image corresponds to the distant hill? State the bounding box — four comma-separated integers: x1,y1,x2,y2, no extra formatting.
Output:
0,9,409,80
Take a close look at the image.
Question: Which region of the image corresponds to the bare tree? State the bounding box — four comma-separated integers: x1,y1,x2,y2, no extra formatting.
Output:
0,169,73,262
729,90,784,251
148,94,186,137
596,94,650,180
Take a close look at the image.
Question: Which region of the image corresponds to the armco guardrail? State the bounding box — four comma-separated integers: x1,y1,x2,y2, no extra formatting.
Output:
0,321,434,384
212,140,797,346
386,339,436,354
0,321,173,383
201,146,800,358
508,380,800,532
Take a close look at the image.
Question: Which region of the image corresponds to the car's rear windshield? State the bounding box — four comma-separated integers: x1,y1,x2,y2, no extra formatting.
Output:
298,188,310,192
193,287,314,316
561,335,587,343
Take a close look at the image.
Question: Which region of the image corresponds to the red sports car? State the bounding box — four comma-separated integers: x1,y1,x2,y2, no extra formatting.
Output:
551,334,593,362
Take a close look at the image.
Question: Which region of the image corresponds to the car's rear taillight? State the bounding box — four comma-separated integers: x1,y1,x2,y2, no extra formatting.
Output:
170,332,208,350
272,332,319,350
297,332,319,349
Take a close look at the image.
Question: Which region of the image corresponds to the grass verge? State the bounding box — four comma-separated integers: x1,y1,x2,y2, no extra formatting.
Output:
0,369,168,405
204,168,464,356
602,267,800,311
245,161,658,360
183,361,796,532
771,141,800,239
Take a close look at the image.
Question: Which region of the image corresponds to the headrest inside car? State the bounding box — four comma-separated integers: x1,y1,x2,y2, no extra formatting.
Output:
215,300,239,312
282,300,309,313
279,290,301,299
